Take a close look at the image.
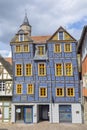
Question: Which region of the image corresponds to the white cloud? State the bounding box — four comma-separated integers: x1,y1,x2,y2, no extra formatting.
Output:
0,50,10,57
0,0,87,56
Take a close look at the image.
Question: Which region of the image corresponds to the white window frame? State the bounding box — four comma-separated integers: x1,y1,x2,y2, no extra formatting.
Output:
19,34,24,42
39,87,47,97
58,32,64,40
55,63,63,76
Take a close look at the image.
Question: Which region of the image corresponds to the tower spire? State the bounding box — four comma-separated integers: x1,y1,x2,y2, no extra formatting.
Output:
20,11,32,36
25,9,27,17
22,10,30,26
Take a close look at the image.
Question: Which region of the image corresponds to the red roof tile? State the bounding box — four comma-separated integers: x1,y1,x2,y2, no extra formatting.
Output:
5,57,12,65
31,36,51,43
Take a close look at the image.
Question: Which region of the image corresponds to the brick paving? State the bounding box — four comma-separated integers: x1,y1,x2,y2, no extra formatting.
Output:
0,121,87,130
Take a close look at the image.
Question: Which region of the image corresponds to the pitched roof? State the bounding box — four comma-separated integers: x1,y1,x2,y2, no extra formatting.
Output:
0,55,12,76
5,57,12,65
77,25,87,52
10,33,33,43
31,35,51,43
48,26,77,41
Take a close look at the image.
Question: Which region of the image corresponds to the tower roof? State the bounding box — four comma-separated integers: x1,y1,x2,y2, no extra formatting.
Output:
20,13,31,27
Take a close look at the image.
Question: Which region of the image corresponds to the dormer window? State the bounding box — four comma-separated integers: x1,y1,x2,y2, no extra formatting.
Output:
19,34,24,42
34,45,48,60
36,45,46,56
38,46,45,55
58,32,63,40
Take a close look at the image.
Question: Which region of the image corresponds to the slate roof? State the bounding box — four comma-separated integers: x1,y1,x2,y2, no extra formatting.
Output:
20,14,31,27
0,55,12,76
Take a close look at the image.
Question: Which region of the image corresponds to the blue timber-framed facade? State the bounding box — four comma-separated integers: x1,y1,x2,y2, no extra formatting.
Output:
10,15,82,123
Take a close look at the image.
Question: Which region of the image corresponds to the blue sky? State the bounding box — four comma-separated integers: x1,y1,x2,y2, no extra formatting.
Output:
0,0,87,57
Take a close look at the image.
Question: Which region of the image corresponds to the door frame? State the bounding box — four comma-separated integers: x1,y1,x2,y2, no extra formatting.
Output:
38,105,49,121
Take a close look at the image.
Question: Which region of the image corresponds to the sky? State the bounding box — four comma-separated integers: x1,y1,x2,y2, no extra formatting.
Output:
0,0,87,57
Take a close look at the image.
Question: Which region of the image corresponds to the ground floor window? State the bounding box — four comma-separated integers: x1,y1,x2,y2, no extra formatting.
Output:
59,105,72,123
15,106,33,123
0,101,11,122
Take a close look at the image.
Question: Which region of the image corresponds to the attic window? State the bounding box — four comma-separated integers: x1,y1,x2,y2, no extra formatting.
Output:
35,45,46,56
58,32,63,40
19,34,24,42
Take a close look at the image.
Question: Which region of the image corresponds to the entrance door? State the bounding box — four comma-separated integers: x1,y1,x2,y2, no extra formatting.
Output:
59,105,72,123
24,107,33,123
16,106,24,122
39,105,49,121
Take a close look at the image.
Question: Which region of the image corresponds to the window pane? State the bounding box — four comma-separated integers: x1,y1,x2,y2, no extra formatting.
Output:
65,63,72,76
38,46,45,55
19,34,24,41
40,88,47,97
56,64,62,76
15,45,21,52
59,32,63,40
56,88,64,96
38,64,46,76
55,44,61,53
24,45,29,52
0,82,5,91
65,44,71,52
27,84,34,94
16,84,22,94
16,64,22,76
67,88,74,96
26,64,32,76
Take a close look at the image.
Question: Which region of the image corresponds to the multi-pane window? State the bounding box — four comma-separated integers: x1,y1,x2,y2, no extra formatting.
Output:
65,63,73,76
0,82,5,91
64,43,71,52
27,84,34,94
56,88,64,96
39,88,47,97
67,88,74,96
55,63,63,76
16,84,22,94
59,32,63,40
38,46,45,55
38,63,46,76
54,44,61,53
24,44,29,52
15,45,22,53
25,64,32,76
16,64,22,76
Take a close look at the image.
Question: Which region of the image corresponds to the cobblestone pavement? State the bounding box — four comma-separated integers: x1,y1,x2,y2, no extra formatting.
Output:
0,121,87,130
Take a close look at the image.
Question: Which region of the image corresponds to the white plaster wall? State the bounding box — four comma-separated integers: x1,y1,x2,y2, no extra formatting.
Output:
52,104,59,123
33,104,37,123
11,104,15,123
49,104,59,123
72,103,82,123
